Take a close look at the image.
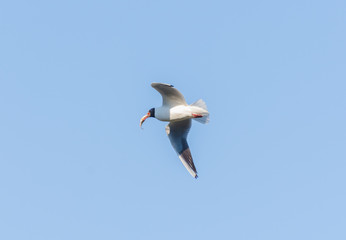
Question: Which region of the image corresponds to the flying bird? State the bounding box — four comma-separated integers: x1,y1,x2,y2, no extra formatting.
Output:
140,83,209,178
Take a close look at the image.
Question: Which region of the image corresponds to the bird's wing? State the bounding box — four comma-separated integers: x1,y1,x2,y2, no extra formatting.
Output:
151,83,187,107
165,119,198,178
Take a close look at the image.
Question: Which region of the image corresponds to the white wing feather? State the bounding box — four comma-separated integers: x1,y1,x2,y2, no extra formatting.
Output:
151,83,187,107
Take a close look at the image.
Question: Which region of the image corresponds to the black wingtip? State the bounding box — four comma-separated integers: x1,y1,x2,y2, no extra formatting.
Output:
195,175,198,179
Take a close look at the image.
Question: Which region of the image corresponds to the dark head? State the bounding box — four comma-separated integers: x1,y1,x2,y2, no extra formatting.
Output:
148,108,155,118
139,108,155,128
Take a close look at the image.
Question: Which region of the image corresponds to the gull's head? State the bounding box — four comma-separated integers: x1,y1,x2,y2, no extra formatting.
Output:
140,108,155,128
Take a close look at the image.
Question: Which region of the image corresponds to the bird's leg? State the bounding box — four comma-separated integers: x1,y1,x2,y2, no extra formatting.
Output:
192,113,203,118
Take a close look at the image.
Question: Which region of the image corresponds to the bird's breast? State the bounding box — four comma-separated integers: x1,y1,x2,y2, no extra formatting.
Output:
155,107,171,121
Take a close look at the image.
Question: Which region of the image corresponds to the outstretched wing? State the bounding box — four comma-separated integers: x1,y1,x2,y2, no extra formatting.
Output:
165,119,198,178
151,83,187,107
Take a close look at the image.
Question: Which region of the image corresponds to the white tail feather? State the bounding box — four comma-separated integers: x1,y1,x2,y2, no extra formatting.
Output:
193,115,209,124
191,99,209,124
191,99,208,110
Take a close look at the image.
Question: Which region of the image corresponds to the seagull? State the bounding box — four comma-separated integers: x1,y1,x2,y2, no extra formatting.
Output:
140,83,209,178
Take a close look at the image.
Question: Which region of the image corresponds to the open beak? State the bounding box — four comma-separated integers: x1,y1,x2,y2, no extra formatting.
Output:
139,112,150,128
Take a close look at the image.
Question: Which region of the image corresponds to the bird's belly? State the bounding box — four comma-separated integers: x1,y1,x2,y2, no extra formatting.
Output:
155,106,192,122
169,106,192,122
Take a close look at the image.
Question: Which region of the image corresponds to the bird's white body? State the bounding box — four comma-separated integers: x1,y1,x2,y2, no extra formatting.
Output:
155,105,209,122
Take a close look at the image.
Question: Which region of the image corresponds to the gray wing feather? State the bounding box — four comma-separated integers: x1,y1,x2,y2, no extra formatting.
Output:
166,119,198,178
151,83,187,107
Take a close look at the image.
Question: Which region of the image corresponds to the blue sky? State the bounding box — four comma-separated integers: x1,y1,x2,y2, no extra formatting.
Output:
1,0,345,239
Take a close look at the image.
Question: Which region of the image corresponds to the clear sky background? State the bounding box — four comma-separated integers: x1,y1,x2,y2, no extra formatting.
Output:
1,1,345,239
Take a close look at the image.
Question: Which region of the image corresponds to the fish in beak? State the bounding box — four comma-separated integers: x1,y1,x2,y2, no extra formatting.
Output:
140,112,150,128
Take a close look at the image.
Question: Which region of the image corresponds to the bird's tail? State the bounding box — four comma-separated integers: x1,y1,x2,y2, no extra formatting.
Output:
190,99,209,124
